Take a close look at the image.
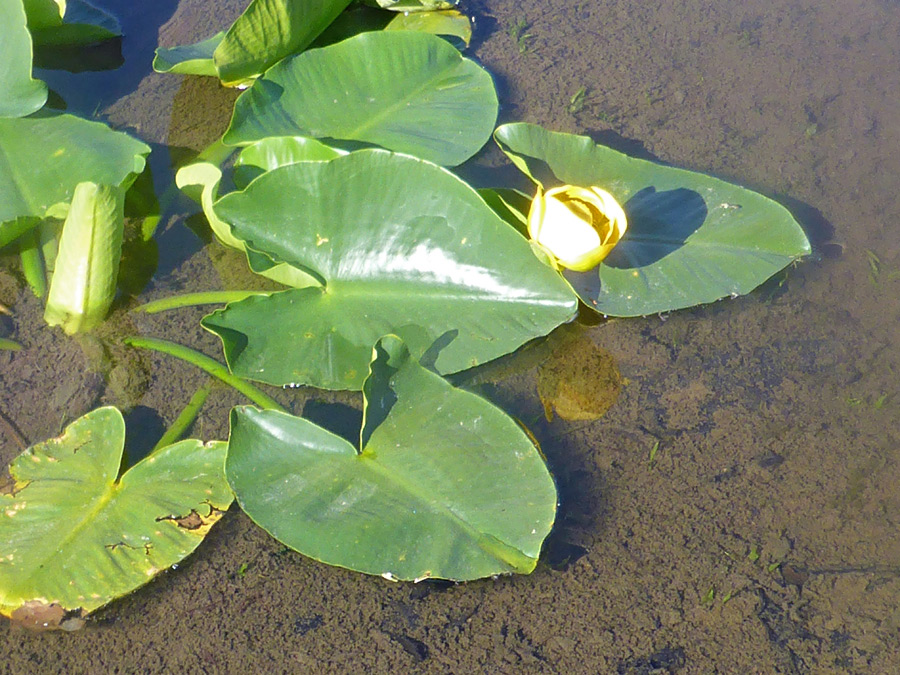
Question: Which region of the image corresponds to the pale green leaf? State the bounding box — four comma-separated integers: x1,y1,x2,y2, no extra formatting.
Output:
0,407,232,623
43,182,123,334
201,149,577,390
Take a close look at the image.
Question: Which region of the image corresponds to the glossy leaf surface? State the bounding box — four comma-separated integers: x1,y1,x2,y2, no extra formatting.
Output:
0,407,232,624
0,114,149,247
202,150,577,390
495,123,812,316
226,336,557,581
1,0,48,118
224,31,497,166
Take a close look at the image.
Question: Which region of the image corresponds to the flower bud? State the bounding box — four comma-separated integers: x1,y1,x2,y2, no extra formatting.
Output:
527,185,627,271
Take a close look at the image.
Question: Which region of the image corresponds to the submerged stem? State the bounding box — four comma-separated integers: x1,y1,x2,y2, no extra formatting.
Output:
19,231,46,298
124,337,287,413
152,380,212,452
136,291,268,314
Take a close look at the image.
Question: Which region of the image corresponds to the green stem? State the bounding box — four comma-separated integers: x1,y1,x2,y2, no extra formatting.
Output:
136,291,268,314
19,231,46,298
0,338,21,351
124,336,287,413
152,380,212,452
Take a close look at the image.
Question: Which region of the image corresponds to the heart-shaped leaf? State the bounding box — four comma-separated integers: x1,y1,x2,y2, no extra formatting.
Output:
201,149,577,390
223,31,498,166
495,123,812,316
0,113,149,248
226,336,557,581
1,0,48,118
0,407,232,625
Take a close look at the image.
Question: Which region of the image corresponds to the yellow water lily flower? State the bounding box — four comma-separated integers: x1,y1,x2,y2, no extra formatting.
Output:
527,185,627,272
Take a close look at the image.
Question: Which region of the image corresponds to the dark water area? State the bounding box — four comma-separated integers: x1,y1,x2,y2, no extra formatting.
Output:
2,0,900,672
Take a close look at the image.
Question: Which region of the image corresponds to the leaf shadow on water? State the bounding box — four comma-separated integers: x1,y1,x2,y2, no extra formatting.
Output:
775,194,838,258
121,405,166,469
606,186,708,268
563,186,707,301
33,40,124,73
301,400,363,449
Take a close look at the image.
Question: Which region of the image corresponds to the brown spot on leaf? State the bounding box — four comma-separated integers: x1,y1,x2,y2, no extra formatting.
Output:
156,502,226,534
9,601,85,631
0,470,26,496
157,509,203,530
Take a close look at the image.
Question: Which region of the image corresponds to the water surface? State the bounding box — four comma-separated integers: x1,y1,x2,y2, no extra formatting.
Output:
2,0,900,672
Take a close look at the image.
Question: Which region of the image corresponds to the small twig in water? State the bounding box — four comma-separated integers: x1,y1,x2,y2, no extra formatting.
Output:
0,408,29,450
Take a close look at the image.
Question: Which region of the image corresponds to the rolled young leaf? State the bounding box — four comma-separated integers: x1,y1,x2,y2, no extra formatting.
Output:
44,182,123,334
226,335,557,581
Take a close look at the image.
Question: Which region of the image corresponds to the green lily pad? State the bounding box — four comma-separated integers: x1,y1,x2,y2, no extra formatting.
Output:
1,0,48,118
0,113,149,248
233,135,345,187
0,407,232,627
201,149,577,390
226,335,557,581
24,0,121,46
175,160,322,289
494,123,812,317
224,31,498,166
153,0,352,87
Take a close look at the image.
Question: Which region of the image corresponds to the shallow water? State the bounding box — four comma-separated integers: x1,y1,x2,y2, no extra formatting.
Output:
3,0,900,672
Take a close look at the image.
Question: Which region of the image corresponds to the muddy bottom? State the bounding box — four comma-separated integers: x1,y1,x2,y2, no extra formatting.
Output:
3,0,900,673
